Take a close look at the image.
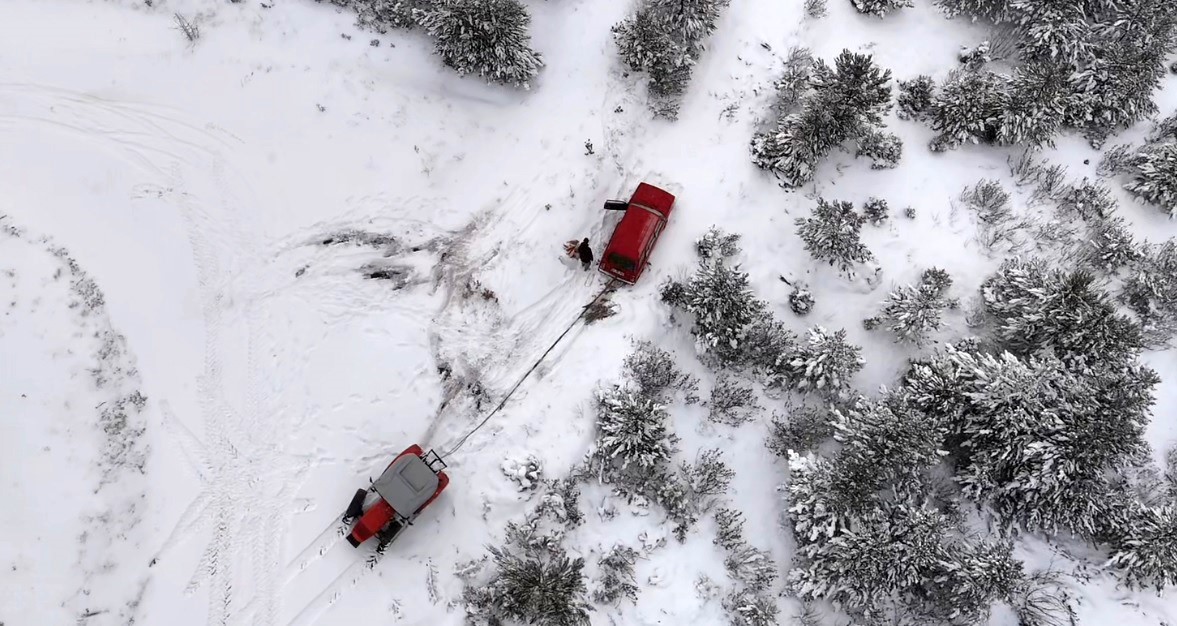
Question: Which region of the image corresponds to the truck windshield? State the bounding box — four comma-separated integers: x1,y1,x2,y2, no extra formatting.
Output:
607,253,636,272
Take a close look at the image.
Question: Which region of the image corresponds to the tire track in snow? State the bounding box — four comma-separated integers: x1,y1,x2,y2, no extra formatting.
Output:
0,85,306,626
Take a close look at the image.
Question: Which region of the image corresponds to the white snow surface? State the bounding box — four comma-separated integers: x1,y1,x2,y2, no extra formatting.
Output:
1,0,1175,624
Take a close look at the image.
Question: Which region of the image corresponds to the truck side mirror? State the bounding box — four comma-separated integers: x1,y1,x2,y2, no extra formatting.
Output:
603,200,628,211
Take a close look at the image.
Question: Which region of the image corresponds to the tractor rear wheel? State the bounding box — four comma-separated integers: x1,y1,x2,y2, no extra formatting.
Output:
343,488,367,522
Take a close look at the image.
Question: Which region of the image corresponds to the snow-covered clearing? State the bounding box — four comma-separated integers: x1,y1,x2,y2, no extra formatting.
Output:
1,0,1175,624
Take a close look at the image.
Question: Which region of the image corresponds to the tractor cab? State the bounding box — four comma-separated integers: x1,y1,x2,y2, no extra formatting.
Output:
345,445,449,549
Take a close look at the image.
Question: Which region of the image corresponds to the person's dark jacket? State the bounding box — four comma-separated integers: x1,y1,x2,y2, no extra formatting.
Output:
577,239,593,264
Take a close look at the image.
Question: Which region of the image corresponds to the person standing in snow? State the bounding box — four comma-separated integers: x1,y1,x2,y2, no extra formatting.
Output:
577,238,594,271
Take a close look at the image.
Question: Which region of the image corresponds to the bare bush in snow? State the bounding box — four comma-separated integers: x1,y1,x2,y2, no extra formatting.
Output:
707,376,760,426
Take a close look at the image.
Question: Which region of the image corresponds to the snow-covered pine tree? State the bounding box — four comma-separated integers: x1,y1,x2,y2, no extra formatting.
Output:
465,546,591,626
752,51,893,186
1006,0,1093,64
1066,0,1176,146
415,0,543,88
812,50,893,128
661,251,767,365
828,396,946,501
980,258,1143,362
648,0,730,54
854,128,903,169
795,198,874,274
788,326,865,397
998,60,1073,147
896,75,935,121
928,69,1009,151
612,7,677,75
593,384,678,475
851,0,913,17
902,343,1159,536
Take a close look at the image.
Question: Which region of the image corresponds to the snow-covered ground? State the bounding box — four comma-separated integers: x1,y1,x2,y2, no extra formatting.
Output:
1,0,1175,624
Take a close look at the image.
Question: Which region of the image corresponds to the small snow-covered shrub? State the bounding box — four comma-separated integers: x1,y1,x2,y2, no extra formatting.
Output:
862,197,889,225
1058,179,1117,221
352,0,419,32
1121,239,1177,342
788,327,864,397
737,314,800,385
592,545,639,605
708,376,760,426
958,40,991,70
464,546,591,626
753,50,894,187
868,268,957,344
896,75,935,121
851,0,912,17
415,0,543,88
1107,502,1177,590
655,450,736,541
1122,142,1177,216
1082,217,1141,271
854,128,903,169
722,588,779,626
725,544,778,592
622,340,700,402
929,69,1007,151
903,205,916,218
804,0,827,18
795,198,874,274
788,285,815,316
502,454,543,491
772,47,815,110
981,258,1143,362
696,226,742,259
714,507,745,551
767,405,833,456
681,449,736,508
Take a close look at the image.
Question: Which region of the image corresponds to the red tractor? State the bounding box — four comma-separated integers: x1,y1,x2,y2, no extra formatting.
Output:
342,445,450,550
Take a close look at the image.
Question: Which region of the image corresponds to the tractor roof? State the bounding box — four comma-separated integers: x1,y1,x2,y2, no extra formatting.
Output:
373,453,439,517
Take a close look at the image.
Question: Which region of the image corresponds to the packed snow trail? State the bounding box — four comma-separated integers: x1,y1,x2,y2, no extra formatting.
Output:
435,278,618,458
